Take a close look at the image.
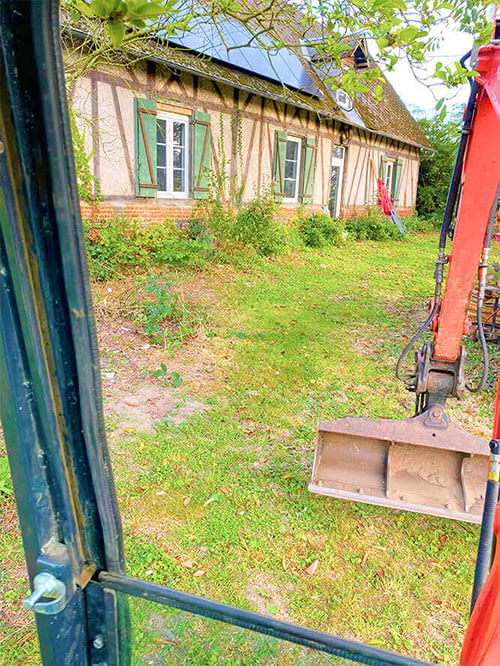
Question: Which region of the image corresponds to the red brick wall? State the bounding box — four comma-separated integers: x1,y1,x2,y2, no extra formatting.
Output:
80,200,195,223
80,200,324,224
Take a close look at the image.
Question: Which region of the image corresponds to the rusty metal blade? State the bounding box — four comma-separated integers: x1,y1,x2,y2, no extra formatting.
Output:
309,408,489,523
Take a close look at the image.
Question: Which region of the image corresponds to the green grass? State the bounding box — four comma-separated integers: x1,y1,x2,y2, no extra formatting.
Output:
1,232,497,664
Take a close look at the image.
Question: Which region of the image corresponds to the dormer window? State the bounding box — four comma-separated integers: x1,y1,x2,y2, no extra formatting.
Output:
335,89,353,111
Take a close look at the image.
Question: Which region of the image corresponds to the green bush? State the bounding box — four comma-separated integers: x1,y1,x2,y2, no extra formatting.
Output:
195,199,236,247
346,207,406,241
233,193,285,256
404,214,441,233
83,217,212,280
299,213,345,248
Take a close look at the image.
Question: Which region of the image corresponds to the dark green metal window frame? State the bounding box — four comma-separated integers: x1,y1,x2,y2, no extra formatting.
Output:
0,2,430,664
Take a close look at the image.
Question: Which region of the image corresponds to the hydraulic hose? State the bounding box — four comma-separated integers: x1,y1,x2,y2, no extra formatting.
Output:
439,78,479,249
396,59,479,387
471,439,500,612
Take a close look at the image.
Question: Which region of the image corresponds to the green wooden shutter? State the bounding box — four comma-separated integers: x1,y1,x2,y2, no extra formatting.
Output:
273,130,287,202
193,111,212,199
300,137,316,204
379,154,388,179
392,157,403,205
135,98,157,197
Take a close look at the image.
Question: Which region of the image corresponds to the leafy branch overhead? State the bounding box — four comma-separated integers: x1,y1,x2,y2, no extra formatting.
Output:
64,0,495,103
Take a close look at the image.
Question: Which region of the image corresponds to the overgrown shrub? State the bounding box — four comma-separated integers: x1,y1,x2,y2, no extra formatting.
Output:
194,192,285,257
83,217,212,280
404,214,441,233
299,213,345,248
232,193,285,256
346,207,406,241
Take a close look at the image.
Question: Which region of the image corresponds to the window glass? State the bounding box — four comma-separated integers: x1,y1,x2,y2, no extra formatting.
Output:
283,138,300,201
332,145,344,160
156,114,188,197
385,161,394,194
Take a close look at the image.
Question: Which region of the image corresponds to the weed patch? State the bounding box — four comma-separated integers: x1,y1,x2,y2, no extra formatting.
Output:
132,276,208,349
298,212,346,248
346,207,406,241
84,217,212,280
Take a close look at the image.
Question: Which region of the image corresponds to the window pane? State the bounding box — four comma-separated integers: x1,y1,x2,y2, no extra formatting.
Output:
157,119,167,144
173,146,184,169
332,145,344,160
173,169,184,192
284,179,295,198
286,140,298,161
173,122,185,146
329,165,341,217
157,167,166,192
285,159,296,180
157,143,166,168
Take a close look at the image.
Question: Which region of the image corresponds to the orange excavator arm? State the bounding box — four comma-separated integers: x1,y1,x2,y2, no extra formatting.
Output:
434,43,500,364
448,25,500,666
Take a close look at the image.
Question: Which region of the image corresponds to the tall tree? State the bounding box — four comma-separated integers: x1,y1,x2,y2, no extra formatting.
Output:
416,114,461,218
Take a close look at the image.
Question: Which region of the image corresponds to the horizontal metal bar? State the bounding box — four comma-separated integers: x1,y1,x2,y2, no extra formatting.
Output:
97,572,431,666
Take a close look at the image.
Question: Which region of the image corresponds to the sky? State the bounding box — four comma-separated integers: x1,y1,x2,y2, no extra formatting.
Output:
381,29,475,117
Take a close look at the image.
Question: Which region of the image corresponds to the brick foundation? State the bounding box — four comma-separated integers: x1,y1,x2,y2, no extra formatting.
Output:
80,200,325,224
81,200,415,225
80,200,195,223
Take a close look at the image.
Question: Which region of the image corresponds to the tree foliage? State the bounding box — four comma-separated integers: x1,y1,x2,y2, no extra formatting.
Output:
416,114,461,218
63,0,495,104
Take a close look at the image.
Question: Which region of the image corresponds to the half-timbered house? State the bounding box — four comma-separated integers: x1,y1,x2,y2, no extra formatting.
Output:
70,21,431,224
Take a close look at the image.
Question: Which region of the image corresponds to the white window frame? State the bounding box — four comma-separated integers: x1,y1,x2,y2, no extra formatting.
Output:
329,145,345,219
384,159,395,196
156,111,189,199
283,136,301,203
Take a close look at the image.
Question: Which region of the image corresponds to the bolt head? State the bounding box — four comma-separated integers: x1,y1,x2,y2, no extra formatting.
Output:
93,635,104,650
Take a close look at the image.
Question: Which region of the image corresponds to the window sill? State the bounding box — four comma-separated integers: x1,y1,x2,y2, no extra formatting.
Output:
157,192,190,200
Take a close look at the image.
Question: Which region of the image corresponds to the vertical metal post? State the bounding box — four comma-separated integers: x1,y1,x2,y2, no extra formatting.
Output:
0,1,129,663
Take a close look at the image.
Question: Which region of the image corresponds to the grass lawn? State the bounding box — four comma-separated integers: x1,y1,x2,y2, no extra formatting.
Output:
1,232,497,665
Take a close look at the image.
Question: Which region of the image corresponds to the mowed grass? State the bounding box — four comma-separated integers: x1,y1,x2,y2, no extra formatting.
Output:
2,232,497,664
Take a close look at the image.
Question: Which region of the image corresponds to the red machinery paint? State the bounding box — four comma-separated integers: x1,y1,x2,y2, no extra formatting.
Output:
434,44,500,361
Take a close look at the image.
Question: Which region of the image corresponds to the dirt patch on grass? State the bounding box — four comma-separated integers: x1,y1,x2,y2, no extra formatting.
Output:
104,381,209,437
94,272,233,437
247,573,293,621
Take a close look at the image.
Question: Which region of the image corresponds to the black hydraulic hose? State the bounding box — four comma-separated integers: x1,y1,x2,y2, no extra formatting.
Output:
470,439,500,613
460,50,474,91
439,78,479,249
396,61,478,385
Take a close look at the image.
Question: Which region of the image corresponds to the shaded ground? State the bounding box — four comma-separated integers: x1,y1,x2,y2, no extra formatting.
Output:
1,233,497,665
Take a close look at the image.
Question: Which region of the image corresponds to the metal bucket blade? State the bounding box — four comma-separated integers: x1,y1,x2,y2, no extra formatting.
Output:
309,408,489,523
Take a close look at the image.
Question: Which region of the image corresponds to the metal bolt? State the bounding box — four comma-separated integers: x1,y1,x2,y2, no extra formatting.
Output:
400,495,406,501
358,487,364,494
93,635,104,650
23,572,66,615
